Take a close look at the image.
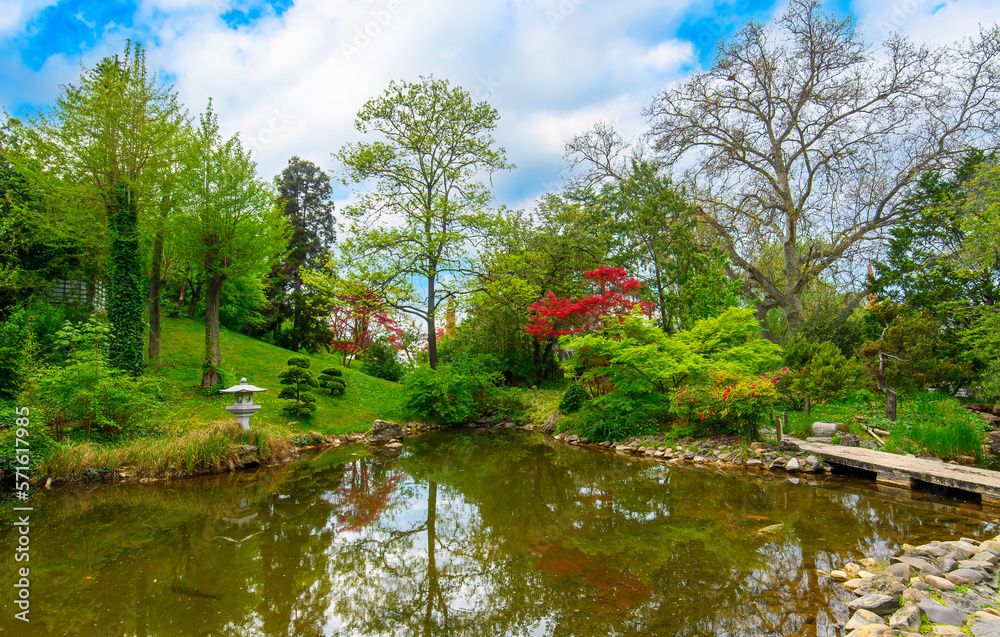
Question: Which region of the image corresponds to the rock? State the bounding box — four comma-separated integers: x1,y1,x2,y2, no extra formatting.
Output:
925,574,958,591
841,433,861,447
910,578,931,590
960,560,995,572
895,555,935,570
861,441,880,450
785,457,801,472
539,412,560,432
932,626,968,636
889,603,922,632
830,569,849,580
973,551,1000,565
846,609,886,629
902,587,929,602
854,574,906,598
845,562,862,576
938,558,959,573
973,619,1000,637
918,597,968,626
846,624,893,636
948,568,987,583
746,459,763,468
803,455,823,471
976,611,1000,621
778,439,801,452
566,433,580,443
813,421,848,436
366,420,404,445
843,578,864,591
385,442,403,449
847,594,900,616
858,570,878,579
885,562,915,579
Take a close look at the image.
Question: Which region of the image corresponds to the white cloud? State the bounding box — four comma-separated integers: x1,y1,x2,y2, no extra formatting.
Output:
0,0,57,36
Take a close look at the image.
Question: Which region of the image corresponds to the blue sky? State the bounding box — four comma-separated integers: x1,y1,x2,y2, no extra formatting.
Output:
1,0,995,213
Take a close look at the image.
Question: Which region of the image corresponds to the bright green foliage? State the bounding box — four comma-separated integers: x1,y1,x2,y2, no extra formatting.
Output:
18,42,185,375
674,307,783,375
668,370,780,441
317,367,347,397
558,382,589,414
783,339,863,412
881,392,985,460
403,363,498,425
336,76,513,369
360,339,404,382
0,306,35,399
560,308,781,441
278,355,318,417
25,315,161,437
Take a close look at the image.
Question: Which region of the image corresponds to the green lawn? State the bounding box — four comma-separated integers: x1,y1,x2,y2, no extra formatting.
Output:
150,315,405,435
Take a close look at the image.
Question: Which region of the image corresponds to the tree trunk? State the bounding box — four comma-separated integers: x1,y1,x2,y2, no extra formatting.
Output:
202,236,225,388
148,228,165,365
291,270,302,352
875,351,897,421
423,481,439,637
106,181,145,375
426,271,438,369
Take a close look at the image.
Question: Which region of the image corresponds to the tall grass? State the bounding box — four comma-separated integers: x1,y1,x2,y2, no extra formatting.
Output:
37,420,297,479
883,392,986,460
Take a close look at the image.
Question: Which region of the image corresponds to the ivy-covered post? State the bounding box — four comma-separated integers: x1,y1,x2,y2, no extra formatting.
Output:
106,181,144,374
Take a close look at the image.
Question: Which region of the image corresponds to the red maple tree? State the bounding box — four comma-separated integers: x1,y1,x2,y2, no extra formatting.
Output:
525,266,654,341
328,283,404,366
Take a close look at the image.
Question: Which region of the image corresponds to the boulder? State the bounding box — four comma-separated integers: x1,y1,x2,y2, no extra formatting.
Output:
889,603,922,632
924,574,957,591
813,421,848,436
918,598,968,626
845,609,886,629
884,562,915,579
778,439,801,452
846,624,893,636
785,457,801,472
841,433,861,447
539,412,560,433
854,574,906,598
847,594,900,616
365,420,404,445
973,620,1000,637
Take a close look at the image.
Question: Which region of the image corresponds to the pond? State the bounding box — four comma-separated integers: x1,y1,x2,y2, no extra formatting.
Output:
1,430,997,637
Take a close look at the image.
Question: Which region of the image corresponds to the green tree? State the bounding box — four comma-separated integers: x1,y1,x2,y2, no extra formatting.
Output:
278,355,318,416
18,41,185,374
783,339,862,413
264,156,336,353
335,76,514,369
317,367,346,396
180,102,287,388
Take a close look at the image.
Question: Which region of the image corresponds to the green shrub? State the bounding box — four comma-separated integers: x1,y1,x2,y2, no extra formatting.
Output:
25,316,161,438
783,339,863,412
317,367,347,396
0,306,35,400
278,356,318,417
403,363,498,425
668,369,779,441
360,338,404,382
880,392,986,460
485,385,529,423
0,401,56,479
558,382,589,413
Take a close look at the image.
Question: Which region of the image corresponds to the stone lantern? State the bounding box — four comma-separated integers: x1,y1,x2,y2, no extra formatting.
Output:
220,377,267,430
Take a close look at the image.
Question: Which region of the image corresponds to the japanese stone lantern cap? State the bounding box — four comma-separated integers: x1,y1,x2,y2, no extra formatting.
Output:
220,377,267,394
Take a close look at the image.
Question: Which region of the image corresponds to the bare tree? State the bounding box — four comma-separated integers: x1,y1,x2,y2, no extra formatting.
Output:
646,0,1000,336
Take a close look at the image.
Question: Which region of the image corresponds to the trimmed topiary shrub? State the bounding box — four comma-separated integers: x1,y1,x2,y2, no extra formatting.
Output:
318,367,347,396
278,356,318,417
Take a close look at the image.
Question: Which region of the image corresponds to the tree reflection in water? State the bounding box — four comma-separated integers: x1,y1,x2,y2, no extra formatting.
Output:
0,432,996,637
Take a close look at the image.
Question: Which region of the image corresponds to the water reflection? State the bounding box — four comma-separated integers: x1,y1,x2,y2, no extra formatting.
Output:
0,432,995,637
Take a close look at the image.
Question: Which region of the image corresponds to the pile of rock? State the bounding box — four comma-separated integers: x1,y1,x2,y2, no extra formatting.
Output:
826,536,1000,636
549,432,835,475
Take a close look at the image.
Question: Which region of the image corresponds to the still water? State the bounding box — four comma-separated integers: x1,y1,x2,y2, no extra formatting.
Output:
1,430,997,637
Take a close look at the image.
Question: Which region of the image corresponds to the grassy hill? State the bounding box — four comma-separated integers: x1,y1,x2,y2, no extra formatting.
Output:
150,315,405,436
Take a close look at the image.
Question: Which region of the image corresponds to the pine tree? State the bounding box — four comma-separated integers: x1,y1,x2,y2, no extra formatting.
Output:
317,367,347,396
278,355,318,416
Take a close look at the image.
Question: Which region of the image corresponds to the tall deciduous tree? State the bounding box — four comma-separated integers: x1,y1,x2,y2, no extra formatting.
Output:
646,0,1000,336
267,156,336,353
335,76,513,368
181,102,287,387
19,41,184,373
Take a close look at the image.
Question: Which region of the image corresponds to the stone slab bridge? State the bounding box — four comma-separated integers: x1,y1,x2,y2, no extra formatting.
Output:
792,439,1000,509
